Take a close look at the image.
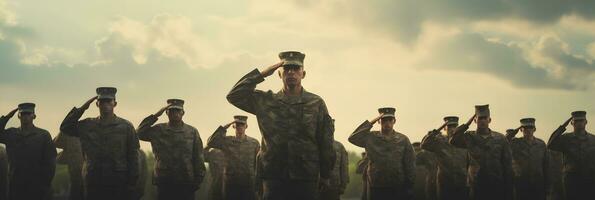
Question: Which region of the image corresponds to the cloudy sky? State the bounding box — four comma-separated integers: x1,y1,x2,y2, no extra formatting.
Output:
1,0,594,152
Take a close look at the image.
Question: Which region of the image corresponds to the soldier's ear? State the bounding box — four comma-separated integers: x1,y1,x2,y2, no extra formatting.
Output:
113,101,118,107
32,114,37,120
302,70,306,79
278,70,282,78
95,101,100,107
488,117,492,123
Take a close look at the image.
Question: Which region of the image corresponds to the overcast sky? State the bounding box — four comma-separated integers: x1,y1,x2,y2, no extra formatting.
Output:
1,0,594,152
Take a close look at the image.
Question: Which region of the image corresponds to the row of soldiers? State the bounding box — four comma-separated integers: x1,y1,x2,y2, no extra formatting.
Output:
0,51,349,200
353,105,595,200
1,50,594,200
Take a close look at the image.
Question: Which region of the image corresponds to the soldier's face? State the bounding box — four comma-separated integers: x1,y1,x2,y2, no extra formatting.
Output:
474,116,491,128
445,124,457,134
233,123,247,134
96,99,116,114
571,119,587,131
166,109,184,122
521,126,535,137
279,65,305,88
18,112,35,124
380,117,395,132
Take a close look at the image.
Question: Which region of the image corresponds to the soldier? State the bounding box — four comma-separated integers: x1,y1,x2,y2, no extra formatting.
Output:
137,99,206,200
255,150,263,200
54,131,84,200
547,111,595,200
204,147,225,200
1,103,57,200
0,145,6,200
547,150,564,200
449,105,513,200
226,51,335,200
420,116,469,200
60,87,140,200
349,107,415,200
320,140,349,200
355,152,369,200
413,142,437,200
207,115,260,200
505,118,548,200
135,149,148,200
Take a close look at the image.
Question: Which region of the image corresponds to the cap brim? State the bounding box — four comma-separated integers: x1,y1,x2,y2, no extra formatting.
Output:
97,95,115,100
446,122,458,125
381,114,395,119
18,109,35,113
168,106,184,110
234,120,247,124
572,117,587,120
282,61,303,66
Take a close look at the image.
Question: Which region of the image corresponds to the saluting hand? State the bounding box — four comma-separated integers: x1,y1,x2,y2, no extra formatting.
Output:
81,96,98,110
5,108,18,119
465,114,477,126
260,62,284,77
155,104,172,117
370,113,385,124
223,121,235,129
562,117,572,127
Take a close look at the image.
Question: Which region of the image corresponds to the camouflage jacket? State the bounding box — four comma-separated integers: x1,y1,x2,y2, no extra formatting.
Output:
348,120,415,187
207,126,260,185
205,148,225,200
60,108,140,186
54,132,83,166
137,115,206,186
329,140,349,191
547,126,595,180
449,124,513,200
421,134,468,188
0,116,56,186
226,69,335,180
507,136,549,188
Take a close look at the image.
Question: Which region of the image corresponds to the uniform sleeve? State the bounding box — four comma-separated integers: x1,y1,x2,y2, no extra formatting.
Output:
356,157,368,174
340,144,349,192
60,107,86,137
501,138,514,200
136,114,160,141
226,69,267,114
547,126,567,153
420,131,444,153
53,132,67,149
449,124,470,148
193,129,206,188
348,121,373,148
42,132,57,187
126,123,140,187
206,126,228,150
317,101,335,179
0,116,9,143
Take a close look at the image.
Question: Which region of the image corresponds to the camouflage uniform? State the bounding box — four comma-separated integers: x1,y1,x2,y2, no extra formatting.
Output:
207,125,260,200
349,119,416,200
547,151,564,200
54,132,84,200
205,148,225,200
0,146,6,200
414,146,437,200
421,133,469,200
137,113,206,200
135,149,148,200
506,118,548,200
320,140,349,200
547,111,595,200
1,104,57,200
226,53,335,200
60,87,140,200
355,154,369,200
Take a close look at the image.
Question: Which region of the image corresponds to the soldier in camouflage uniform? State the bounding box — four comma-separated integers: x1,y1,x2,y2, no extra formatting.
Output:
0,145,6,200
349,107,415,200
60,87,140,200
137,99,206,200
207,115,260,200
505,118,548,200
547,111,595,200
320,140,349,200
1,103,57,200
421,116,469,200
413,142,437,200
547,150,564,200
355,152,369,200
449,105,513,200
255,150,263,200
204,147,225,200
54,131,84,200
135,149,148,200
226,51,335,200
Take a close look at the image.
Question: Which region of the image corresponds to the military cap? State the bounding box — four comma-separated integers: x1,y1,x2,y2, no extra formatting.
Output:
167,99,185,110
18,103,35,113
443,116,459,126
571,111,587,120
520,118,536,127
279,51,305,67
378,107,396,119
96,87,117,100
234,115,248,124
475,104,490,117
